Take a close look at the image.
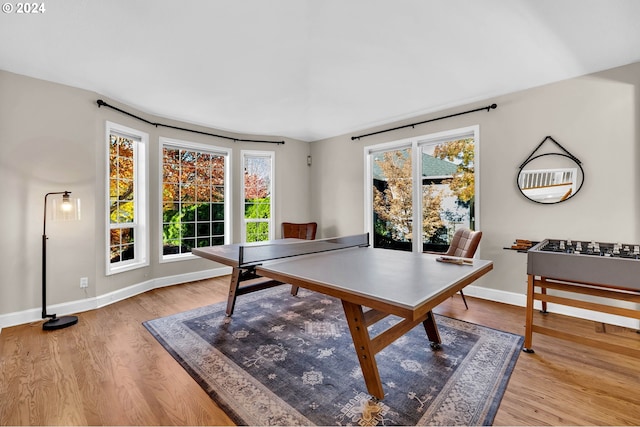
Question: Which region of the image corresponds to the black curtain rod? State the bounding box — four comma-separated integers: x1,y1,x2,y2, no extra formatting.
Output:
351,103,497,141
96,99,285,145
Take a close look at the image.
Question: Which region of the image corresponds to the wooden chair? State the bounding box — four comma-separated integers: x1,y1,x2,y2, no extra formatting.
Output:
282,222,317,240
282,222,317,295
426,227,483,309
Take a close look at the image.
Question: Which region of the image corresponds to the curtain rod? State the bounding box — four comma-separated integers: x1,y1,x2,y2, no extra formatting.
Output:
96,99,285,145
351,103,497,141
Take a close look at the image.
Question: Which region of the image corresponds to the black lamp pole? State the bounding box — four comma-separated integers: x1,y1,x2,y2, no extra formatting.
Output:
42,191,78,331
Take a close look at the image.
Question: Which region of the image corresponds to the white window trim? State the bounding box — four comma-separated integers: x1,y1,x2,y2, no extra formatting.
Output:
364,125,480,253
105,121,149,275
241,150,275,243
158,137,232,263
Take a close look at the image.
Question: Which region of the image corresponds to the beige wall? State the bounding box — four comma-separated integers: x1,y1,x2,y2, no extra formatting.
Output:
310,61,640,297
0,71,98,317
2,61,639,325
0,70,311,320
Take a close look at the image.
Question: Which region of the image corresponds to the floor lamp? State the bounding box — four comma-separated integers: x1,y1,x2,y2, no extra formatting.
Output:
42,191,80,331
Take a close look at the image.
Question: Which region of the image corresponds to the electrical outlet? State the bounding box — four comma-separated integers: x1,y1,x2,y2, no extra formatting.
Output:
80,277,89,288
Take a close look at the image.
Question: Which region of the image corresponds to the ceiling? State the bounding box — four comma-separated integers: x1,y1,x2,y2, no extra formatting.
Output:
2,0,640,142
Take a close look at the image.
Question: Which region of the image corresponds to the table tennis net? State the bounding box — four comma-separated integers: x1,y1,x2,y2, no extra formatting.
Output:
238,233,369,266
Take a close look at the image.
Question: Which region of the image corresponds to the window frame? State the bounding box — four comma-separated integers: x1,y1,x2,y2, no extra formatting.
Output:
364,125,480,253
158,137,232,263
241,150,275,243
105,121,149,275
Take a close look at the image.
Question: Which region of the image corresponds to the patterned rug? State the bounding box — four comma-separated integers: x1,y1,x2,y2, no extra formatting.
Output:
144,286,523,426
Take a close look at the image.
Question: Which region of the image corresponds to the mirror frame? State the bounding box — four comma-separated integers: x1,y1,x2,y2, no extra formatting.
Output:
517,152,585,204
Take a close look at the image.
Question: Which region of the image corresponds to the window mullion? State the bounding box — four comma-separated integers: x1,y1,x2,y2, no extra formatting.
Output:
411,143,422,253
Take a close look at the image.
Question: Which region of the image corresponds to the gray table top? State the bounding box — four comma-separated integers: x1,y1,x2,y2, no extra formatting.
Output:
193,241,493,313
256,246,492,311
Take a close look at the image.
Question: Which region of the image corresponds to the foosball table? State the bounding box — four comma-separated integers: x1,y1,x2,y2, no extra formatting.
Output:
524,238,640,357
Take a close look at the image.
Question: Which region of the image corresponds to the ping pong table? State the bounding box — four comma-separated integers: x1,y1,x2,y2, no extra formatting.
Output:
192,233,493,399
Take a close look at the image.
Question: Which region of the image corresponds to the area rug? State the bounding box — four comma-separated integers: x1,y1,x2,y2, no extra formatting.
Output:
144,286,523,426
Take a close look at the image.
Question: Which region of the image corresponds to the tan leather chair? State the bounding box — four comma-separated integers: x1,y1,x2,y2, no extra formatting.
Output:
426,227,482,309
282,222,317,295
282,222,317,240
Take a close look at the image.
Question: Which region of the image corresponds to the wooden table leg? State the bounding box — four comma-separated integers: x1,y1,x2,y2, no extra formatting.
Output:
523,274,535,353
423,310,442,349
341,300,385,399
225,267,241,316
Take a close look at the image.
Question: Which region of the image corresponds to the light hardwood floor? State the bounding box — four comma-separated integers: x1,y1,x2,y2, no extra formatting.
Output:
1,277,640,425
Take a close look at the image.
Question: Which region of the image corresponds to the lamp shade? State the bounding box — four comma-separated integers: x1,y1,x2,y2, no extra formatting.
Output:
51,195,81,221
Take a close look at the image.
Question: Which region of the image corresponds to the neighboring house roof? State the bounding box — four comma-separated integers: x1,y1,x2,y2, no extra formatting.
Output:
421,154,458,178
373,153,458,181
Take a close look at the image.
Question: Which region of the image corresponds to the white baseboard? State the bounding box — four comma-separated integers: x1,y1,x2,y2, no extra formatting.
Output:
3,271,638,333
465,285,640,330
94,267,232,308
0,266,231,330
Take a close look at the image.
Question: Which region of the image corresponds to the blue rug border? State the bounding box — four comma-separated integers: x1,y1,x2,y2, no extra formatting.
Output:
143,319,248,426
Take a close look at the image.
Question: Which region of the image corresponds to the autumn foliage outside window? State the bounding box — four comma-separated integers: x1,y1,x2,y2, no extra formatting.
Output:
162,146,226,256
109,133,137,263
373,149,415,247
243,153,273,243
372,138,475,251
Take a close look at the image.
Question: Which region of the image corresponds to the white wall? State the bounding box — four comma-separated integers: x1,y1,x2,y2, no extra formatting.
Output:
310,62,640,300
0,70,311,326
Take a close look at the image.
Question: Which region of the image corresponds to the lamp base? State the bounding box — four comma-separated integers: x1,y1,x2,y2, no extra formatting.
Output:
43,315,78,331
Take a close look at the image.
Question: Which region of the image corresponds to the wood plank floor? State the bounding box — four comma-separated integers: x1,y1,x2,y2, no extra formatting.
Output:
1,277,640,425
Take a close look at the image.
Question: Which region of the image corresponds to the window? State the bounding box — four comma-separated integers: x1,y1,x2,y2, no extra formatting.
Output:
106,122,148,274
160,138,230,260
371,146,413,251
419,136,476,251
366,126,479,253
242,151,274,243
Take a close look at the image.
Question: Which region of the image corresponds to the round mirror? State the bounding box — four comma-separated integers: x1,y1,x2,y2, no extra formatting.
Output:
517,153,584,204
